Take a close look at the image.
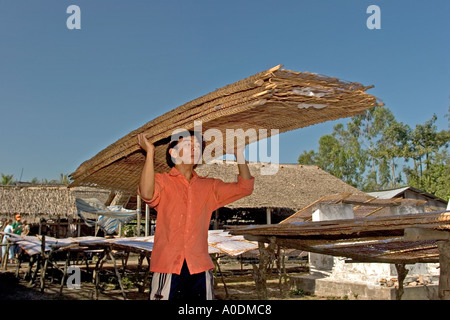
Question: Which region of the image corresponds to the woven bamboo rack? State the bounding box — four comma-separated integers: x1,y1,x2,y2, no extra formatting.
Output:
69,65,383,193
230,211,450,238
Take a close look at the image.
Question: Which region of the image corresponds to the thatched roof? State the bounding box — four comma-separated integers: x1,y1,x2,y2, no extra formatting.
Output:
0,185,111,224
195,161,365,210
69,65,382,193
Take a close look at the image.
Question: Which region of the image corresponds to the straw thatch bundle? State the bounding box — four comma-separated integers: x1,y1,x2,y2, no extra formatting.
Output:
69,65,382,193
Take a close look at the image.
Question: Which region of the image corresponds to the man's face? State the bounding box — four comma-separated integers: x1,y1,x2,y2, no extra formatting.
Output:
171,136,202,165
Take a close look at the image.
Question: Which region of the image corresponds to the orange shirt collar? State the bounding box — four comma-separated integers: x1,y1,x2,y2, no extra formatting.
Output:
169,167,199,181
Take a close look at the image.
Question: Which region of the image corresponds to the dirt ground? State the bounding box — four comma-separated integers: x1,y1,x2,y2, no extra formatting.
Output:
0,255,339,301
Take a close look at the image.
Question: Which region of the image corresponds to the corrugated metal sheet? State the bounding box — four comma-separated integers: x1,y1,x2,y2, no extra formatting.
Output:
367,187,409,199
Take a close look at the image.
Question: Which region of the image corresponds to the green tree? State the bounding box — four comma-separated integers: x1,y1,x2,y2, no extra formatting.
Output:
404,114,450,199
375,120,411,188
298,107,449,198
1,174,14,185
298,123,366,188
59,173,71,185
347,107,409,190
297,150,317,165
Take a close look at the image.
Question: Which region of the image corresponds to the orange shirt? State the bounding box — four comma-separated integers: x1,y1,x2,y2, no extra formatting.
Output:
140,167,254,275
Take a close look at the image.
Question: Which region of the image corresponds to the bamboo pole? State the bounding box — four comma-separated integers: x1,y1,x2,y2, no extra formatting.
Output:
107,248,127,300
60,251,71,293
40,235,48,293
212,254,228,299
266,207,272,225
136,195,141,236
145,204,149,237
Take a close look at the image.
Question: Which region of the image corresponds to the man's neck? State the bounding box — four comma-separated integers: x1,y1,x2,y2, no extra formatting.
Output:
174,164,195,182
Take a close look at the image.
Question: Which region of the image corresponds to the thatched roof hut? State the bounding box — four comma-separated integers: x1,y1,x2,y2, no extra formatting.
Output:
0,185,111,224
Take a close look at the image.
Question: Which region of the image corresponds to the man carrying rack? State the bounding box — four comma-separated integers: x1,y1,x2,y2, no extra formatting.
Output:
137,130,254,300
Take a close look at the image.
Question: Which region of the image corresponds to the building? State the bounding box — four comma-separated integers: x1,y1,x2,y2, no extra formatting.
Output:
368,186,447,212
0,185,110,237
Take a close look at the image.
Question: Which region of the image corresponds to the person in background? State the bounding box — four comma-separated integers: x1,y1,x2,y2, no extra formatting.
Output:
1,219,15,264
21,220,30,236
12,214,23,235
11,214,24,259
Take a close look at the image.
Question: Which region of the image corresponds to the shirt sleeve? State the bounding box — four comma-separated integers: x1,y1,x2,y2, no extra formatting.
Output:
138,174,164,209
212,175,255,210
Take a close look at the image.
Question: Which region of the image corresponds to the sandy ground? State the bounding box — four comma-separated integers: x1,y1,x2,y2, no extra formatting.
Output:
0,255,334,301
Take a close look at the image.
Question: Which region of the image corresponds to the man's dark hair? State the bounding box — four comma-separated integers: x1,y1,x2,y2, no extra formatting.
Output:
166,130,205,168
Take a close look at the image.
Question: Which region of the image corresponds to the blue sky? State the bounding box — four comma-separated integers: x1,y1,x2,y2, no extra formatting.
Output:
0,0,448,182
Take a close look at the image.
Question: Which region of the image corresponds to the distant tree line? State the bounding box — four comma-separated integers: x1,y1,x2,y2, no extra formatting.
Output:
0,173,72,186
298,107,450,200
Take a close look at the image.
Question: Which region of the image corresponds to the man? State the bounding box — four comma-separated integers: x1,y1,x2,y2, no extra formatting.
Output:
10,214,23,260
137,131,254,300
12,214,23,235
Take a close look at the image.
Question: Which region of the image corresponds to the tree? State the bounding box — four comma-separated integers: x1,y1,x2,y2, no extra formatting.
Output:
375,120,411,188
297,150,316,165
1,174,14,185
298,107,449,198
59,173,71,185
404,115,450,199
298,123,366,188
347,107,410,190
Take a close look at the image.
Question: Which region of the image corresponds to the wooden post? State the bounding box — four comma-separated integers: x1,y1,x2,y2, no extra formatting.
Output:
107,248,127,300
60,251,71,293
438,240,450,300
404,228,450,300
145,204,149,237
214,210,219,230
57,217,61,238
394,263,409,300
30,255,41,287
40,235,48,293
266,207,272,225
252,240,276,299
25,255,35,281
93,250,108,300
212,254,229,299
136,195,141,237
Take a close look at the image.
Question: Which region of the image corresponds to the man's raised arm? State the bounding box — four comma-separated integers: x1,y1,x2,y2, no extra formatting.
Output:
234,147,251,180
138,133,156,200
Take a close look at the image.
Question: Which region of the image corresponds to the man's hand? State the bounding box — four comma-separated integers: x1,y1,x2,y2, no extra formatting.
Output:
232,146,252,180
138,133,155,154
234,146,246,164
